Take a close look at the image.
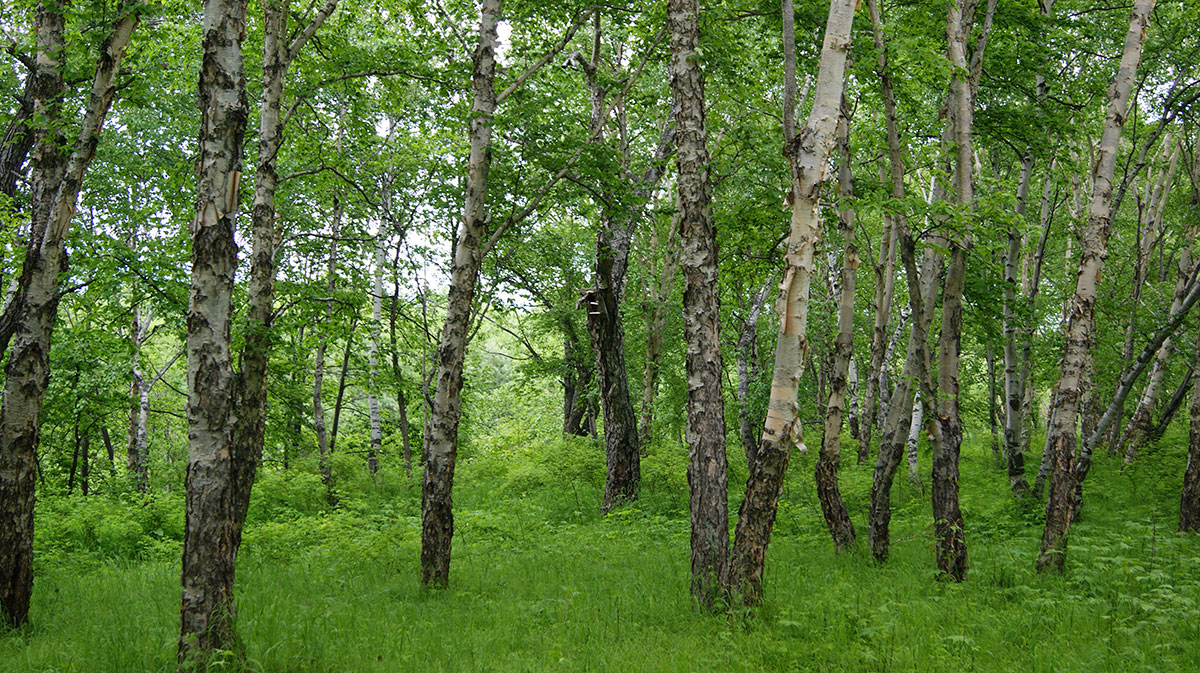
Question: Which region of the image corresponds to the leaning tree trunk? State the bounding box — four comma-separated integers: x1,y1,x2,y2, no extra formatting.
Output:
1,3,138,629
668,0,730,609
422,0,501,588
1038,0,1154,573
728,0,856,606
1122,203,1192,465
816,96,857,553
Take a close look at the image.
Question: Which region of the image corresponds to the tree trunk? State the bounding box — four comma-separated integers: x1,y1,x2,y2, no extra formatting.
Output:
1104,133,1180,453
668,0,730,609
906,393,924,489
986,343,1002,466
313,200,342,490
388,244,414,476
930,0,977,583
178,0,251,655
330,326,355,456
816,95,857,553
1002,151,1034,495
737,280,771,468
1038,0,1154,573
128,307,151,492
422,0,501,588
728,0,856,606
1122,184,1191,464
639,215,680,453
1,2,139,629
1180,322,1200,532
367,237,384,480
179,0,338,658
859,0,901,466
870,224,930,562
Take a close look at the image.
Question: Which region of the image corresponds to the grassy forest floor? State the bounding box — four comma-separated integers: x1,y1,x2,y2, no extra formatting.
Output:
3,421,1200,673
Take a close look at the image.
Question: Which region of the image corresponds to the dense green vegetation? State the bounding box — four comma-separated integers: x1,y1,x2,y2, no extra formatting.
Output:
5,0,1200,668
5,391,1199,672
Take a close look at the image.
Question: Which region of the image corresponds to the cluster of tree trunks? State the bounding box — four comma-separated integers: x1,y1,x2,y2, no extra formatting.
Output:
1,0,141,628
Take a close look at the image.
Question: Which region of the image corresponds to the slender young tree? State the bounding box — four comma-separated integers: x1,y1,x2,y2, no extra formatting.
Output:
1038,0,1155,573
728,0,856,605
816,93,857,553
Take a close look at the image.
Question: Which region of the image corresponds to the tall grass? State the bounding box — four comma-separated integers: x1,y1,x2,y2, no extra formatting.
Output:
3,423,1199,672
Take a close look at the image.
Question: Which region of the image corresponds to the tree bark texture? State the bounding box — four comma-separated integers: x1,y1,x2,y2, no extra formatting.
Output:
1180,320,1200,532
368,237,384,479
668,0,729,609
1038,0,1154,573
178,0,250,655
1,2,139,628
859,0,901,466
930,0,974,582
816,98,857,553
728,0,856,605
421,0,500,588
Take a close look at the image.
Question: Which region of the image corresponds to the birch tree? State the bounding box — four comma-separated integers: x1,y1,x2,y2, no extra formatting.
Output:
727,0,856,605
0,0,141,628
1038,0,1155,573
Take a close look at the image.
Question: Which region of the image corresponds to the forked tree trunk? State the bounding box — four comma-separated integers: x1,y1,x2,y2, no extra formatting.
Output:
180,0,338,658
728,0,856,605
668,0,729,609
870,225,931,561
1,2,139,628
1038,0,1154,573
816,96,857,553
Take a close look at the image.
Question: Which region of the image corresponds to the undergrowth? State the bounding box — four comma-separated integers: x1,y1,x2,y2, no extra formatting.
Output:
3,416,1199,672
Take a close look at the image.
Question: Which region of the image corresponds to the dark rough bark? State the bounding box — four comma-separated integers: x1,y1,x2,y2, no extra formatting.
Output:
421,0,500,588
816,98,857,553
583,282,641,512
1039,0,1153,573
668,0,729,609
1180,323,1200,532
179,0,251,655
729,0,856,605
1,2,138,628
180,0,338,658
859,0,901,466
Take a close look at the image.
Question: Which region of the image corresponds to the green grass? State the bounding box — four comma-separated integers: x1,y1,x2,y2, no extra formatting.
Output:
3,428,1200,672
